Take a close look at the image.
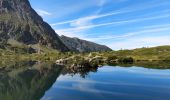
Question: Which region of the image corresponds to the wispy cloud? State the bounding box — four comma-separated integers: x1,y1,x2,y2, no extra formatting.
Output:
56,30,88,40
30,0,170,51
97,0,107,7
47,0,120,19
50,11,122,26
35,9,52,17
51,1,170,26
87,26,170,41
55,14,170,33
56,24,170,50
108,35,170,50
52,0,170,43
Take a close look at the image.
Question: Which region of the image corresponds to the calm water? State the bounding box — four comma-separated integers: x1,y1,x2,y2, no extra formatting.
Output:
0,61,170,100
41,66,170,100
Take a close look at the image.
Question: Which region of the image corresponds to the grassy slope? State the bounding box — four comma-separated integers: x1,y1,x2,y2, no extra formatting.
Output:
1,45,170,61
0,43,72,61
99,45,170,61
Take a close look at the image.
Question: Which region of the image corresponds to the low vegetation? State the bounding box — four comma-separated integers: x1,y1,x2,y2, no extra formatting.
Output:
1,45,170,68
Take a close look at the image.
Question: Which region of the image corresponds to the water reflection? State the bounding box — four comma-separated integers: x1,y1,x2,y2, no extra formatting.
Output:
108,61,170,69
62,66,98,78
43,62,170,100
1,61,170,100
0,61,63,100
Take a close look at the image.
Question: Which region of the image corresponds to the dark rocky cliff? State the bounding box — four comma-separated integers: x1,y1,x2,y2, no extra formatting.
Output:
60,35,112,52
0,0,69,51
0,0,112,53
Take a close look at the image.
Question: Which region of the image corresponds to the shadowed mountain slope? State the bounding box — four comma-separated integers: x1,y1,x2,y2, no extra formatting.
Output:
0,0,69,52
60,35,112,52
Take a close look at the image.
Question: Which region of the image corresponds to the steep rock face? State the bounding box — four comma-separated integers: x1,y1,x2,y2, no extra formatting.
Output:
60,35,112,52
0,0,69,51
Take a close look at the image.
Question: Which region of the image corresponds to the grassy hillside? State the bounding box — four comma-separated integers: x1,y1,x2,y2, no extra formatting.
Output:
1,45,170,63
110,45,170,61
55,45,170,68
0,44,72,61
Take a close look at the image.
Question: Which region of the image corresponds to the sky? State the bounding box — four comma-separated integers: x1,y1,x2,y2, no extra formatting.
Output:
29,0,170,50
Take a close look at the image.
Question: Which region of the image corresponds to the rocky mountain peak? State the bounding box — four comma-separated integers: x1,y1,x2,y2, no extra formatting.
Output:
0,0,69,52
0,0,112,53
60,35,112,52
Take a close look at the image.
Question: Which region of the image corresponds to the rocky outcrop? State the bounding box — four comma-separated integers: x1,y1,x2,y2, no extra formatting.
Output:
0,0,69,52
60,35,112,52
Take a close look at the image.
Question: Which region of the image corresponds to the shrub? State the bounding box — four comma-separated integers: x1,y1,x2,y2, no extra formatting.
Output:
107,55,117,61
163,56,170,61
118,57,134,63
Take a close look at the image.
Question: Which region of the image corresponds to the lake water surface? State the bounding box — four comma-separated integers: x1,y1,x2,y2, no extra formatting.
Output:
41,66,170,100
0,61,170,100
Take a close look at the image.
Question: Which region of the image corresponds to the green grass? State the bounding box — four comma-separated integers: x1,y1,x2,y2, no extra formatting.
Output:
1,45,170,64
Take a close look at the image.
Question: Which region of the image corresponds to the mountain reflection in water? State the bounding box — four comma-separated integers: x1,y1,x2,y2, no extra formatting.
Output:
0,61,63,100
0,61,170,100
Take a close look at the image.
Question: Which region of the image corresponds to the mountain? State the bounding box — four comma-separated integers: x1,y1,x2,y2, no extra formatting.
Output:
0,0,112,53
60,35,112,52
0,0,69,52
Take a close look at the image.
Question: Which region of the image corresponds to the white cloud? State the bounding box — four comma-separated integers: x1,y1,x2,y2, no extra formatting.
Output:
94,26,170,50
55,14,170,33
57,25,170,50
97,0,107,7
51,1,170,26
87,26,170,41
52,0,170,43
35,9,52,17
55,24,170,50
50,11,122,26
70,17,93,27
108,36,170,50
51,0,170,50
49,0,113,19
55,30,88,39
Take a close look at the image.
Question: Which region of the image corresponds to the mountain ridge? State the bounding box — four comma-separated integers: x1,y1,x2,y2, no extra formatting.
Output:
0,0,69,52
60,35,112,52
0,0,112,53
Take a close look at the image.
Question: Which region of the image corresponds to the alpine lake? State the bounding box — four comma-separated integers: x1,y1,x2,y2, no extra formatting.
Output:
0,61,170,100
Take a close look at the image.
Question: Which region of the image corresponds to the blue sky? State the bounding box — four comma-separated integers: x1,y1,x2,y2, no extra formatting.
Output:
29,0,170,50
